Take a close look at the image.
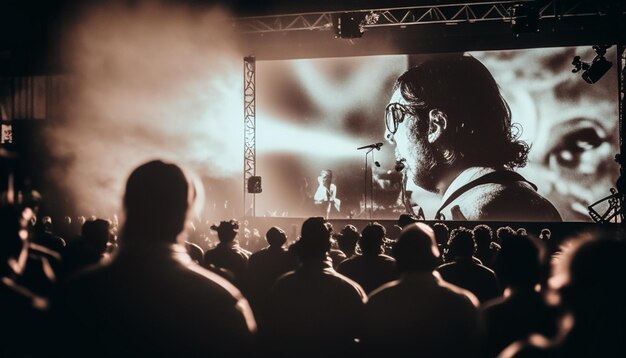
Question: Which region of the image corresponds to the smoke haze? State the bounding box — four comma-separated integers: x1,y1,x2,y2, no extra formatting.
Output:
48,1,244,217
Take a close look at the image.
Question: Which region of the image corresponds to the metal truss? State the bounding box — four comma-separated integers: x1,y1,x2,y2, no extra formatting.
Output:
588,45,625,223
234,1,624,34
243,56,256,217
616,44,625,223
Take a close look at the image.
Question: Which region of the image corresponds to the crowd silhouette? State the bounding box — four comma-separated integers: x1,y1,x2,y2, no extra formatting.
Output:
1,159,624,357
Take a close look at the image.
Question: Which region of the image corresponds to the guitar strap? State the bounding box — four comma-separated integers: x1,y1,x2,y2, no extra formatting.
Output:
435,171,537,220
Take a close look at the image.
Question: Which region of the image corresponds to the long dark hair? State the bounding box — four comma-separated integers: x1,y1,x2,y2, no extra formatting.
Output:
395,54,529,169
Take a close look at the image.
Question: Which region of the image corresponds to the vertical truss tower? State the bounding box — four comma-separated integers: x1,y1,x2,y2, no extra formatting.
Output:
243,56,256,217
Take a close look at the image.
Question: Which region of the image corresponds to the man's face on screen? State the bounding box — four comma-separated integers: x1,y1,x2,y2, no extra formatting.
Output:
386,89,440,193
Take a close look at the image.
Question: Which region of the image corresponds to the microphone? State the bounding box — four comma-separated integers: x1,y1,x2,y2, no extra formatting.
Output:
395,159,405,172
357,142,383,150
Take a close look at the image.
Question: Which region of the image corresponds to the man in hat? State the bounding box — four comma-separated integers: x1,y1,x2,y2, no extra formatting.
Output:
263,217,366,357
54,160,256,357
203,219,251,286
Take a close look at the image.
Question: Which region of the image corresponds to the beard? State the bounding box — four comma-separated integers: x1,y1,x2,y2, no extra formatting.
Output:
407,136,445,194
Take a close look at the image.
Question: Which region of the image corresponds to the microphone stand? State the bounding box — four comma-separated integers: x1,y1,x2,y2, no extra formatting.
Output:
358,143,382,219
362,147,375,219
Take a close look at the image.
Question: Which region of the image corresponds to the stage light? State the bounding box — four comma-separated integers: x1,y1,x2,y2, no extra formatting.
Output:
332,12,379,39
572,45,613,84
510,2,539,35
333,12,365,39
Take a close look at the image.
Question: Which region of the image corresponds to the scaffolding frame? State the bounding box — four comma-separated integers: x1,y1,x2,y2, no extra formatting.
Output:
233,0,621,34
243,56,256,217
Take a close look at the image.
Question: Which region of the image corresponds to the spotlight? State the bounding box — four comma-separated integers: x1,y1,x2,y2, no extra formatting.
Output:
332,11,379,39
510,2,539,35
572,45,613,84
333,12,365,39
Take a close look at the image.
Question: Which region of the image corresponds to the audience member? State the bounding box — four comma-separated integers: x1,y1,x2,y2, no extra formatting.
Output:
363,222,479,357
539,228,558,254
329,242,348,268
496,226,516,244
1,205,52,357
264,217,366,357
246,226,298,320
31,216,66,253
57,215,74,241
432,222,450,257
203,219,251,286
62,219,111,277
474,224,500,268
539,228,551,242
397,213,420,228
337,222,398,293
437,227,500,303
323,221,347,268
185,241,204,264
502,231,626,357
480,233,558,357
54,160,256,357
7,161,621,358
334,224,360,258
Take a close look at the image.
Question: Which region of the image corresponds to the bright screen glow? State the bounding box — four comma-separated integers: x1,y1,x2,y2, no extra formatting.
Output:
256,46,619,222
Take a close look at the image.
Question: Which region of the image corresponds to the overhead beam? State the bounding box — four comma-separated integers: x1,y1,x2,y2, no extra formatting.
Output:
233,1,623,34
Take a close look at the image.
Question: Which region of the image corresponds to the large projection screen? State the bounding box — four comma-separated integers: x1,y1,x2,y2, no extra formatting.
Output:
255,46,619,222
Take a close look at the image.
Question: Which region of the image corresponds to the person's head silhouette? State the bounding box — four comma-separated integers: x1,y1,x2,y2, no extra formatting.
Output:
360,222,386,256
122,160,198,244
211,220,239,243
552,234,626,318
266,226,287,248
446,227,476,260
292,217,332,262
496,233,545,289
393,222,441,273
335,224,360,256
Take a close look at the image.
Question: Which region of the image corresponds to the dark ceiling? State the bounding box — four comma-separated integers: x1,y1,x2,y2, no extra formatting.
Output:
1,0,624,72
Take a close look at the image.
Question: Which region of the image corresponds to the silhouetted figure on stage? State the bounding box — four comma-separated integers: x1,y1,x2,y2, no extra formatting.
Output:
54,160,256,357
384,55,562,221
264,217,366,358
437,227,500,303
480,233,558,358
246,226,298,322
363,222,479,357
502,232,626,358
203,219,251,287
337,222,398,294
314,170,341,219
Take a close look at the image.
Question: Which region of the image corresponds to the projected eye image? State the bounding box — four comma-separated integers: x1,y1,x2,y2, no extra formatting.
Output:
255,46,619,222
